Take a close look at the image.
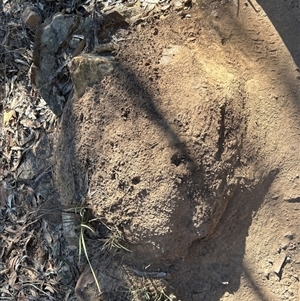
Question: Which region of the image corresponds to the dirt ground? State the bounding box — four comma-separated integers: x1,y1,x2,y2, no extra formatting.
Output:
1,0,300,300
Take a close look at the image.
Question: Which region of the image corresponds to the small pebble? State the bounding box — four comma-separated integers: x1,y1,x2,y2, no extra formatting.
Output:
160,4,170,11
264,271,270,279
281,242,289,250
211,10,218,18
187,37,196,42
284,232,294,240
173,0,184,11
21,6,41,29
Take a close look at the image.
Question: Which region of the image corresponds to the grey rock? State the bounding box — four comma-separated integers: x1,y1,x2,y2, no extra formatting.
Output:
32,13,92,115
159,45,181,65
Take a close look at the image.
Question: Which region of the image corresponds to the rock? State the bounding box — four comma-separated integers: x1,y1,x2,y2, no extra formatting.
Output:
18,133,51,182
96,9,129,40
75,267,97,301
35,14,87,56
159,45,181,65
21,6,41,30
128,14,145,26
75,258,125,301
69,36,82,49
187,37,196,42
203,283,211,291
268,272,278,281
273,253,286,275
0,181,8,208
173,0,184,11
69,53,117,99
264,271,270,279
284,232,294,240
18,152,39,181
280,239,289,250
31,13,92,115
161,4,171,11
211,10,219,18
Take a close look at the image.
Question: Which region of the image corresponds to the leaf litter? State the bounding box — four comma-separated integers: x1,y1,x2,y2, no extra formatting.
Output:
0,1,79,299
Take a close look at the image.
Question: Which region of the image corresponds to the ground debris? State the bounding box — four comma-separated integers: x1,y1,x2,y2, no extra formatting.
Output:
273,253,287,276
133,269,167,278
1,2,80,299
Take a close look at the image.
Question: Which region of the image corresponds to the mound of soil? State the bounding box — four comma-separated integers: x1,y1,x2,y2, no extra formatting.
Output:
3,0,296,299
54,1,300,300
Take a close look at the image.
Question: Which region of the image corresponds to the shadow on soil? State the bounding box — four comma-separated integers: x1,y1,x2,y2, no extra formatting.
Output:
55,3,298,299
256,0,300,68
242,263,270,301
114,60,242,263
216,2,300,112
56,53,280,301
172,170,278,301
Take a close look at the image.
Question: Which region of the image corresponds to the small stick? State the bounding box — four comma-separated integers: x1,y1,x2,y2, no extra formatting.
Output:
248,0,259,13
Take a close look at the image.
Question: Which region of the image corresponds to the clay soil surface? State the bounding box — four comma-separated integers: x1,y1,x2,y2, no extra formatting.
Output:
1,0,300,300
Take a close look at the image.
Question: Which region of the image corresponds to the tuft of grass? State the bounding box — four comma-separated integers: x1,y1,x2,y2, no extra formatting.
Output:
63,206,131,295
129,286,152,301
101,223,131,253
128,284,176,301
65,206,102,295
57,173,102,295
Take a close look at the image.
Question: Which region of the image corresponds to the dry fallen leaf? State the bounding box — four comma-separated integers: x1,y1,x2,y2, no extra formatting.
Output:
17,290,29,301
3,110,17,126
44,285,55,294
20,119,40,129
42,219,52,244
0,182,8,207
8,270,18,288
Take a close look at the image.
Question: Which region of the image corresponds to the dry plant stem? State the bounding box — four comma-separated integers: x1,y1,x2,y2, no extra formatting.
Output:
17,283,56,300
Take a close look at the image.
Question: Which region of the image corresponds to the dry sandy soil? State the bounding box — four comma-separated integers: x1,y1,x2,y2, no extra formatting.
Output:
56,0,300,300
1,0,300,300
